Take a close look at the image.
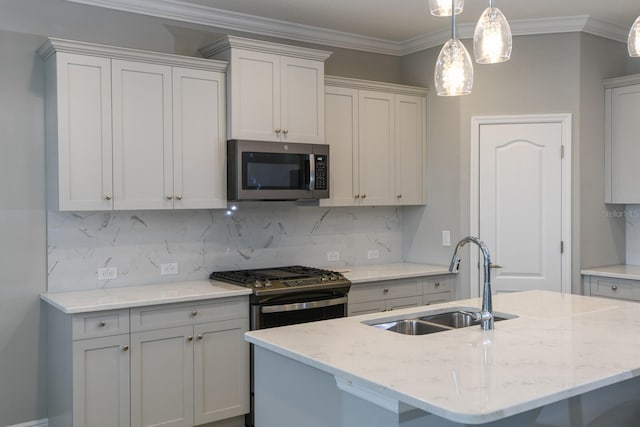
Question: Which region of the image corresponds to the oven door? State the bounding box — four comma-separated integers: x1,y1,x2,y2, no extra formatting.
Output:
251,292,348,330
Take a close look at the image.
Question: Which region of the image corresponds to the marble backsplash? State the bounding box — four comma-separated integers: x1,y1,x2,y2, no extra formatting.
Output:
47,204,402,292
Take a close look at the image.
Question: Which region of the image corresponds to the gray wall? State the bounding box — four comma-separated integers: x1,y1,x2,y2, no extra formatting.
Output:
400,33,628,298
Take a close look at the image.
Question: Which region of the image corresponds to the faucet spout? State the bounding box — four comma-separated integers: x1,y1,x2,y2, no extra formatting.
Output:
448,236,494,330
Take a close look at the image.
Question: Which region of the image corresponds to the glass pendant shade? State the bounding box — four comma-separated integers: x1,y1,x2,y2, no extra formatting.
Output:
629,16,640,57
434,39,474,96
474,6,512,64
428,0,463,17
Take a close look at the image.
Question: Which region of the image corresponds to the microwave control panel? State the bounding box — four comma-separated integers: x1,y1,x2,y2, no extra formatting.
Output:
314,155,328,190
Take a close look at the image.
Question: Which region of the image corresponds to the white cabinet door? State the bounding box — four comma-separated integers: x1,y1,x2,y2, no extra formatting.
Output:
130,326,194,427
358,90,395,206
112,60,173,210
281,56,324,143
72,335,130,427
229,49,280,141
608,84,640,203
395,95,425,205
194,319,250,424
51,53,113,211
172,67,227,209
322,86,359,207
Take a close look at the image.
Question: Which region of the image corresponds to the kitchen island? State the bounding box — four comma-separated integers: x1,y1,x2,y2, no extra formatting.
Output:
245,291,640,426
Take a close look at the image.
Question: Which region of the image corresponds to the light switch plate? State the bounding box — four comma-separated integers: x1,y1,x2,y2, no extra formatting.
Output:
97,267,118,280
367,249,380,259
442,230,451,247
327,251,340,262
161,263,179,275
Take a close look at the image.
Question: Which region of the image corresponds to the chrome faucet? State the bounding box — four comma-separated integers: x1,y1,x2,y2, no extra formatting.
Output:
449,236,494,330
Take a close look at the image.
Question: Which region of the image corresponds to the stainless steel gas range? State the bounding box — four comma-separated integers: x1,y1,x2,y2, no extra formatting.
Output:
209,265,351,427
210,265,351,330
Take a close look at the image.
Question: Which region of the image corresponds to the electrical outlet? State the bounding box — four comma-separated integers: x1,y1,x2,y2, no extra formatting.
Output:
442,230,451,247
327,251,340,262
161,263,179,275
97,267,118,280
367,249,380,259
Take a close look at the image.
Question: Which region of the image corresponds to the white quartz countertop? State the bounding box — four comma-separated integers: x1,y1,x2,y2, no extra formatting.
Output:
40,280,252,314
245,290,640,424
339,262,450,284
581,264,640,281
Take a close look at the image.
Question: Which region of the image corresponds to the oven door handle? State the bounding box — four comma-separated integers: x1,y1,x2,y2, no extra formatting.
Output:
261,296,347,314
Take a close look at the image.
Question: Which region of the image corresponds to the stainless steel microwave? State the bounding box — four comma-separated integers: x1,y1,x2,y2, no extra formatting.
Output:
227,140,330,201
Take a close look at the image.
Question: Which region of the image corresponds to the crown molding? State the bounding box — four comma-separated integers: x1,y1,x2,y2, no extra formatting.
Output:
200,35,332,61
603,73,640,89
65,0,628,56
325,75,428,96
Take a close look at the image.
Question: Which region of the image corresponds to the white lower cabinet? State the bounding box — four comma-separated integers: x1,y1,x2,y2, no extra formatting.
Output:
583,275,640,302
347,275,453,316
47,297,249,427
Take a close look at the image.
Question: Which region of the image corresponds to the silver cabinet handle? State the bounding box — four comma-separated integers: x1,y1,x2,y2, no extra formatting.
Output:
197,335,203,341
187,336,193,342
275,129,281,134
283,129,289,134
397,194,402,199
354,194,360,199
490,264,503,269
434,282,440,288
98,321,106,327
176,195,182,200
105,195,112,200
383,288,389,294
122,345,129,352
612,286,618,291
191,310,198,316
361,194,367,199
166,195,173,200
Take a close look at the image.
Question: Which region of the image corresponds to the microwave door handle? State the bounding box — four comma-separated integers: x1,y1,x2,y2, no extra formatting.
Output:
308,154,315,191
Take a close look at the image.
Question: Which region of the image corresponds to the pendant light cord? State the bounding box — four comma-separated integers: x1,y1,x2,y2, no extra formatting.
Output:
451,0,456,40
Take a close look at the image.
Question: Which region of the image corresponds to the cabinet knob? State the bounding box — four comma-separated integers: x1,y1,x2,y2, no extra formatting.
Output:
611,285,618,291
187,336,193,342
383,288,389,294
283,129,289,134
361,194,367,199
166,195,173,200
197,334,203,341
98,321,106,327
105,195,112,200
434,282,440,288
176,195,182,200
354,194,360,199
191,310,198,316
397,194,402,199
122,345,129,352
275,129,281,134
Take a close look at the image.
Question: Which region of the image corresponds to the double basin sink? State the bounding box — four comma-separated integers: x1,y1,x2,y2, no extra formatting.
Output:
368,307,516,335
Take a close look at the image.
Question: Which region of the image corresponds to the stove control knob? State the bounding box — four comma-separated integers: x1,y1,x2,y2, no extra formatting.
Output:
330,274,337,281
264,280,272,287
254,280,263,288
321,275,329,282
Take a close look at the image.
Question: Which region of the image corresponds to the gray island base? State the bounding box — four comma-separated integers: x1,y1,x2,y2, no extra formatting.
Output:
247,291,640,427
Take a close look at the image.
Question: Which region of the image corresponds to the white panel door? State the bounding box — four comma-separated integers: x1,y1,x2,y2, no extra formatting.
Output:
610,85,640,202
112,60,173,210
479,123,563,293
358,90,395,206
130,326,194,427
194,319,250,424
322,86,359,207
172,67,226,209
281,56,324,143
73,335,130,427
394,94,425,205
56,53,113,211
230,50,280,141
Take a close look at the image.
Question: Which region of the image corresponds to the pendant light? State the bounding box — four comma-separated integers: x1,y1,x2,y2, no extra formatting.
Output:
628,16,640,57
434,0,473,96
473,0,512,64
428,0,463,17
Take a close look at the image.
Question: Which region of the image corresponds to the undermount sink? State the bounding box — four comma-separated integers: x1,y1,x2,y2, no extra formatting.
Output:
368,307,517,336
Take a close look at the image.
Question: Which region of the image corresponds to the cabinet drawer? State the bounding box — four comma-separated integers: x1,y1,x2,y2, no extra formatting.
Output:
423,292,452,306
386,296,422,311
347,300,386,316
348,279,421,303
423,276,452,294
72,309,130,340
130,297,248,332
590,278,639,301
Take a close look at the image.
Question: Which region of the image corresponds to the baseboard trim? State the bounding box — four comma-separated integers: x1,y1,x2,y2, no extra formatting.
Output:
7,419,48,427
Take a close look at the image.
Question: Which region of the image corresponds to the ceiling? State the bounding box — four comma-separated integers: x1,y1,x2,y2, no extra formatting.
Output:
67,0,639,55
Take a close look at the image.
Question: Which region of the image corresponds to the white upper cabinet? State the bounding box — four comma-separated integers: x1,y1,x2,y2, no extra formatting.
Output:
605,74,640,203
39,38,228,211
322,76,427,207
201,36,331,143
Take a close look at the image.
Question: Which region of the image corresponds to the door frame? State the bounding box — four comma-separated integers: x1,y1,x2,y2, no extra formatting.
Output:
469,114,572,297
